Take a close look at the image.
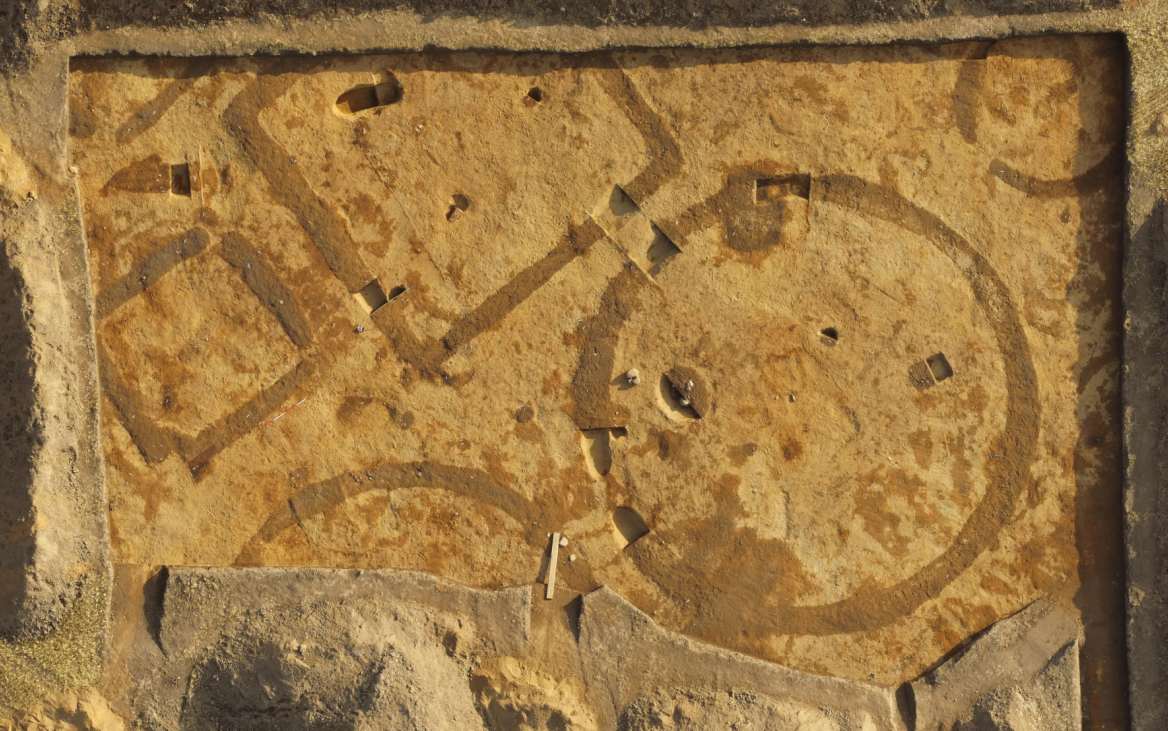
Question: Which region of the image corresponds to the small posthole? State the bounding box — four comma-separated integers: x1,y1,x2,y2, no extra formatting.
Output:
608,185,639,217
613,506,650,548
446,193,471,222
659,367,707,420
170,163,191,196
646,226,681,277
926,352,954,381
909,352,955,389
581,426,627,478
354,278,389,314
515,404,535,423
336,73,404,115
755,173,811,203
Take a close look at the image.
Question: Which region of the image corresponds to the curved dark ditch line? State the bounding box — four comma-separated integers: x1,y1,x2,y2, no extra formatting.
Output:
615,174,1041,636
655,160,811,257
235,461,544,563
990,144,1122,198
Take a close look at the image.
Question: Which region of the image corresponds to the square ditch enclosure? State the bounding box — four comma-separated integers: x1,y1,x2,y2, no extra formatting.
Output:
70,35,1126,724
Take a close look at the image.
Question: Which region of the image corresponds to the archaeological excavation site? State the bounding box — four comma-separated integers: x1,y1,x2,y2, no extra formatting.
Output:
1,1,1167,729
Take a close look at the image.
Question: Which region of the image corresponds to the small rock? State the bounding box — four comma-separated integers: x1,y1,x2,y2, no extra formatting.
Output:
625,368,641,386
559,536,568,547
355,325,365,334
569,554,577,562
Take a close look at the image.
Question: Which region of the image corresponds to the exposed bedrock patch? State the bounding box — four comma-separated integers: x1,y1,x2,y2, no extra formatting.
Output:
0,243,41,637
618,688,851,730
576,588,900,730
581,588,1084,731
125,567,531,727
0,0,35,69
181,612,482,730
470,657,597,730
160,568,531,659
70,0,1117,32
0,240,54,635
907,600,1082,730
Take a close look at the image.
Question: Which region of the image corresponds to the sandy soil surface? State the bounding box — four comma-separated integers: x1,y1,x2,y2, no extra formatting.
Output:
48,33,1128,727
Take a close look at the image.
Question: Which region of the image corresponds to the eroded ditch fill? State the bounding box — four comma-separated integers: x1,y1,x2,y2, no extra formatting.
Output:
69,35,1127,726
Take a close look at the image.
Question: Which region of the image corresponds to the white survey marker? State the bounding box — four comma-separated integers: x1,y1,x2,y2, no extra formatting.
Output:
545,532,562,600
